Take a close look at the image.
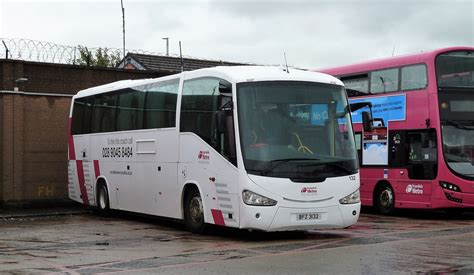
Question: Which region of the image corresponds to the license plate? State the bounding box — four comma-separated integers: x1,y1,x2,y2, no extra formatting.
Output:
297,213,321,221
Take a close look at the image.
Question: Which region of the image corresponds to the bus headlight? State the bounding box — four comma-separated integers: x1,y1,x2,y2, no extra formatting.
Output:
242,190,277,206
339,189,360,204
440,181,461,192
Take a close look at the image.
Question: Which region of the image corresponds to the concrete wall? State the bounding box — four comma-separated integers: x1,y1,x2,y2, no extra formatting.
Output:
0,59,165,207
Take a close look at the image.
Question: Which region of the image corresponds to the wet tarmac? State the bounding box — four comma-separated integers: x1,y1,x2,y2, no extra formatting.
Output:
0,209,473,274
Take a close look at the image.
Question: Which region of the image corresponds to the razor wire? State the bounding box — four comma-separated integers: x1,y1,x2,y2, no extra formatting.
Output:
0,38,179,66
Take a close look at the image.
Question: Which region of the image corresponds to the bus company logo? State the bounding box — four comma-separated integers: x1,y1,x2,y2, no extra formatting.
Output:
301,187,317,195
198,151,210,161
406,184,423,195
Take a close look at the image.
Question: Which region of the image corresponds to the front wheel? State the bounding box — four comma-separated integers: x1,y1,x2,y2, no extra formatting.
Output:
184,189,206,233
375,184,396,215
445,208,464,218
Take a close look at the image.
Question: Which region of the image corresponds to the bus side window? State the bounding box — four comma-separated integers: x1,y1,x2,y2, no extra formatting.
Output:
71,97,94,135
180,78,220,144
91,94,117,133
401,64,427,91
83,99,93,134
370,68,399,94
354,133,362,165
116,88,146,131
180,77,236,165
144,79,179,129
71,100,85,135
341,74,369,96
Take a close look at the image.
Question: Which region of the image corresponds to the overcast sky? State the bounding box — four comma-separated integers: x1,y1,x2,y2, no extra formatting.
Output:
1,0,473,69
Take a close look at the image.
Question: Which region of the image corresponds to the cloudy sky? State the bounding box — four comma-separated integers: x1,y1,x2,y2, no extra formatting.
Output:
1,0,473,69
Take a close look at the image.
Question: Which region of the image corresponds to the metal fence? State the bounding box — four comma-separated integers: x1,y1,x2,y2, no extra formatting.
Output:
0,38,170,65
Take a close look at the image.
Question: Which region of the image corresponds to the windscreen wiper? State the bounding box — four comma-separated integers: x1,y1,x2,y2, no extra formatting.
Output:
261,158,320,176
299,161,356,174
445,120,474,130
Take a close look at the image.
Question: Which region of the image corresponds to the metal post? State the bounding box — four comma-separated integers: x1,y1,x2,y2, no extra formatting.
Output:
162,37,169,56
73,46,76,65
121,0,126,58
179,41,184,72
2,40,9,59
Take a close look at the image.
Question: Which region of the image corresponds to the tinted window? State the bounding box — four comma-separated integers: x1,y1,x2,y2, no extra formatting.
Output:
144,79,179,129
116,88,145,131
341,74,369,96
83,99,93,134
180,78,220,144
401,64,427,90
91,94,117,133
436,50,474,88
370,68,399,93
406,130,437,179
71,99,85,135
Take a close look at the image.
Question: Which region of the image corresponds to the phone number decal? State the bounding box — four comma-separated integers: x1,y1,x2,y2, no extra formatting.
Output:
102,146,133,158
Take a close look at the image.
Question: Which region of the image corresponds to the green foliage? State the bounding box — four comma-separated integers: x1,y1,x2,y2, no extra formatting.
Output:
74,46,122,68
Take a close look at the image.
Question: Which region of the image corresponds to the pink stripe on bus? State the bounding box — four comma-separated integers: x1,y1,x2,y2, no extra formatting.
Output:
211,209,225,226
76,160,89,205
67,118,76,160
93,160,101,179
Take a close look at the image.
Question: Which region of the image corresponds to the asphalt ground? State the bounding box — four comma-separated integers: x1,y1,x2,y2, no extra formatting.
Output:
0,207,473,274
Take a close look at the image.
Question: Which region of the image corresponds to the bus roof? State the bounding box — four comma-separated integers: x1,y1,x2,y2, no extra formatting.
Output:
74,66,343,98
315,46,474,76
183,65,342,85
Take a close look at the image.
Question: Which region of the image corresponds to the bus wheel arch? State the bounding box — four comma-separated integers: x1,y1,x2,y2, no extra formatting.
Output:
182,183,207,233
96,178,110,215
373,181,396,215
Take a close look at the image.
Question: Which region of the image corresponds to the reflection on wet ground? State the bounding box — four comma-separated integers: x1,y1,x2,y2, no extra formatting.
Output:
0,209,473,274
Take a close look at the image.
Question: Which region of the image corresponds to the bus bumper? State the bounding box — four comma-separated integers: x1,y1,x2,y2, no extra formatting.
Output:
239,203,360,231
432,187,474,209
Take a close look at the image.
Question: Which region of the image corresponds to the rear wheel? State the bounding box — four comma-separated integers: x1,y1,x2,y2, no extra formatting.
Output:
97,183,110,216
375,184,396,215
184,188,206,233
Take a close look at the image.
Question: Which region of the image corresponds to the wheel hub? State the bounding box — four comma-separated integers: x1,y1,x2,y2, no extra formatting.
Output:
189,196,203,223
380,188,394,208
99,189,107,209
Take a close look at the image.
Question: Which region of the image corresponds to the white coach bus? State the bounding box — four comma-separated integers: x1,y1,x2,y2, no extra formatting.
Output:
68,66,360,232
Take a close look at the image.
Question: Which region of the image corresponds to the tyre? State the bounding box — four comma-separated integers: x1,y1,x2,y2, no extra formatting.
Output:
97,183,110,216
375,184,396,215
445,208,464,218
184,188,206,233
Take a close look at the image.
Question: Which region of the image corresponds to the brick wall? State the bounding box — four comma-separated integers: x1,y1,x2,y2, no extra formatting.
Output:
0,60,167,207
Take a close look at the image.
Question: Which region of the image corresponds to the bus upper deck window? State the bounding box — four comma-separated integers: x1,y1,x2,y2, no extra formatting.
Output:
401,65,427,91
370,68,399,93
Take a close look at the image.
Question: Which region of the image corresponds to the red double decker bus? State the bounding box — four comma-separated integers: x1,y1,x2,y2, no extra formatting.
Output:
317,46,474,214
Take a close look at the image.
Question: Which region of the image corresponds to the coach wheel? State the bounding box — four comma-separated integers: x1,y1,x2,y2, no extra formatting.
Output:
375,184,395,215
184,188,206,233
97,184,110,215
